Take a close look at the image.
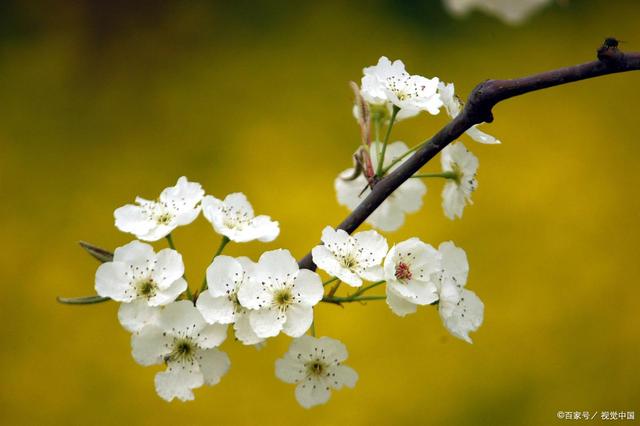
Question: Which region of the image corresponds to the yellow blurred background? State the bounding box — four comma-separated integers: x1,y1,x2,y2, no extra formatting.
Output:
1,1,639,425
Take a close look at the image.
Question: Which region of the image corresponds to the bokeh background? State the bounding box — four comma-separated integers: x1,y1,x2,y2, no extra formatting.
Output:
1,1,639,425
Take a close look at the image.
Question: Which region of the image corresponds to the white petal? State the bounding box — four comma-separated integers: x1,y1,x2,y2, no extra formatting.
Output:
114,205,154,237
295,379,331,408
359,265,384,282
118,299,159,332
252,215,280,242
152,248,185,288
275,357,306,384
282,304,314,338
249,308,285,338
206,255,243,298
196,291,236,324
94,262,132,302
439,241,469,287
331,365,358,389
194,323,228,349
392,178,427,214
440,289,484,343
292,269,323,306
112,240,155,265
386,286,417,317
312,336,349,363
367,200,405,232
131,325,171,366
236,277,271,310
154,362,203,402
197,348,230,386
353,230,388,267
233,313,265,345
147,277,187,306
224,192,254,217
158,300,206,336
255,249,299,283
311,245,343,278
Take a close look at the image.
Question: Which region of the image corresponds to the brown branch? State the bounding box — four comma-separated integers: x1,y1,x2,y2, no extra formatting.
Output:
299,41,640,270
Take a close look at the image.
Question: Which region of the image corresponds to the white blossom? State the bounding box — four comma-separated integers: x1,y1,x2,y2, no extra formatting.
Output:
436,241,483,343
312,226,388,287
196,255,264,345
443,0,554,24
275,336,358,408
438,82,500,144
202,193,279,243
131,301,229,401
237,250,323,338
335,141,427,232
384,238,440,316
361,56,443,119
95,241,187,331
114,176,204,241
440,142,479,220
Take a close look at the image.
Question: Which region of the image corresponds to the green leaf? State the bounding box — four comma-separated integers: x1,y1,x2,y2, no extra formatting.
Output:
56,295,111,305
79,241,114,263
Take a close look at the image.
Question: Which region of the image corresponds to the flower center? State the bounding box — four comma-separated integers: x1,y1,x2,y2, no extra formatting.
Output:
274,288,293,308
136,278,157,298
305,360,326,377
166,338,196,363
156,212,173,225
395,262,412,281
340,254,359,270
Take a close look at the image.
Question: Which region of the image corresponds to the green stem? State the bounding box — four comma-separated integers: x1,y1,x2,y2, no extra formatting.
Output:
200,236,231,293
165,234,176,250
326,280,341,298
411,171,458,179
322,276,339,287
56,295,111,305
310,321,316,337
322,295,386,304
376,105,400,177
351,280,385,298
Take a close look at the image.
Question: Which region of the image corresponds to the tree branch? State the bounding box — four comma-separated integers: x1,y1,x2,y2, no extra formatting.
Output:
299,42,640,270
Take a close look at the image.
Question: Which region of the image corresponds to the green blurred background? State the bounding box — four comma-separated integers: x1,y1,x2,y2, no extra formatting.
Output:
1,1,639,425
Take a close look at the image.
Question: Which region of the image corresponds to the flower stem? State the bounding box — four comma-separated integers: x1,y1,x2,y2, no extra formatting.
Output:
351,280,385,298
310,321,316,337
322,295,386,304
322,276,339,287
200,236,231,293
326,280,341,298
376,105,400,177
165,233,176,250
411,171,458,179
56,295,110,305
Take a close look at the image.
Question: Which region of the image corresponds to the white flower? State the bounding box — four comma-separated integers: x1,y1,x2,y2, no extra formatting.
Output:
311,226,388,287
335,141,427,232
202,193,279,243
384,238,440,316
361,56,443,119
436,241,483,343
275,336,358,409
440,142,479,220
237,250,323,338
443,0,553,24
95,241,188,331
131,301,229,402
114,176,204,241
438,82,500,144
196,255,264,345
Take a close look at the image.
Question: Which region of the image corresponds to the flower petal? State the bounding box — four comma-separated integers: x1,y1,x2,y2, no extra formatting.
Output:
197,348,230,386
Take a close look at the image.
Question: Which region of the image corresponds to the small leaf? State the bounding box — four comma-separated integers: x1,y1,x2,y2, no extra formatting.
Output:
56,295,111,305
79,241,114,263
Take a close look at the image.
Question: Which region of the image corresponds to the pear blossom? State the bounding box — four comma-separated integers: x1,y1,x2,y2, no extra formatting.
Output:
202,193,279,243
114,176,204,241
440,142,479,220
436,241,484,343
361,56,443,119
95,241,188,330
312,226,388,287
275,336,358,408
438,82,500,144
383,238,440,316
335,141,427,232
237,249,323,338
443,0,554,24
131,301,229,401
196,255,264,345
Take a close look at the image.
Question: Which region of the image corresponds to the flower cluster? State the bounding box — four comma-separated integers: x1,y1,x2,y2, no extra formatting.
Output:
442,0,554,25
66,55,494,409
